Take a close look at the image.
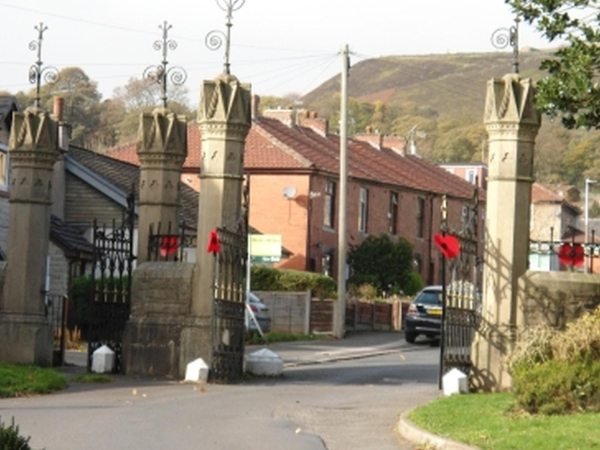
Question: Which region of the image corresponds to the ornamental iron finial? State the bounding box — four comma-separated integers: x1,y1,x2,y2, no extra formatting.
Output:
205,0,246,75
491,16,520,74
28,22,59,108
143,21,187,108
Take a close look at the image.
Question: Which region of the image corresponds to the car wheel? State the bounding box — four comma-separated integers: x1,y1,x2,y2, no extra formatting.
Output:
405,332,417,344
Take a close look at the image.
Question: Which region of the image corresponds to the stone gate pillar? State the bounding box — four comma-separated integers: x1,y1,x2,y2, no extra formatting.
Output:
471,74,541,391
136,108,187,263
192,74,251,316
0,106,60,366
181,74,250,366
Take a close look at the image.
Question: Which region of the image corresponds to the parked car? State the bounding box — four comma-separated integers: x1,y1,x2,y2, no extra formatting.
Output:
246,292,272,333
404,286,443,344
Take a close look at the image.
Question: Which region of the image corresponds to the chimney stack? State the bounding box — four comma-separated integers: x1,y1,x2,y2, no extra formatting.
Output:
251,94,260,120
354,127,383,150
299,111,329,137
53,97,69,152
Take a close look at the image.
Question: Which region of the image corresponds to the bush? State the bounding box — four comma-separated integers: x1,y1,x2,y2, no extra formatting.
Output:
251,266,337,299
0,417,32,450
513,359,600,415
403,272,424,296
508,305,600,414
347,234,414,296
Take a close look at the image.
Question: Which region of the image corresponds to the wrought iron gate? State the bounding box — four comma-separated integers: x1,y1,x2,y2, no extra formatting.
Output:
439,188,482,383
210,227,247,382
87,194,135,373
210,182,249,382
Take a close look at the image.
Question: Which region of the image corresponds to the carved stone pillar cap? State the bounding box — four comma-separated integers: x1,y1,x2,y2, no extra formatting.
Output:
484,74,541,128
215,73,240,84
152,107,173,116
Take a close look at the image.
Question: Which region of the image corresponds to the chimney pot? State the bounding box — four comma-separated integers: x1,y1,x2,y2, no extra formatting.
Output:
53,97,64,122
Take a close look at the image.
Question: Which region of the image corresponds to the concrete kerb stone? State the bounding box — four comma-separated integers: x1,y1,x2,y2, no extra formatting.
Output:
283,349,400,368
397,410,479,450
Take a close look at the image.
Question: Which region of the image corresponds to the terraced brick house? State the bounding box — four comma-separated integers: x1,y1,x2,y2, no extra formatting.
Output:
108,98,484,286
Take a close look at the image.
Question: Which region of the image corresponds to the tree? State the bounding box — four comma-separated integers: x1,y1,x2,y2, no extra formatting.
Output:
507,0,600,128
112,77,193,144
347,234,415,295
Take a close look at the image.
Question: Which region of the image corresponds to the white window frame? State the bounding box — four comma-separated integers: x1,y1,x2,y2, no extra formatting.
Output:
324,180,336,229
466,169,477,185
359,187,369,233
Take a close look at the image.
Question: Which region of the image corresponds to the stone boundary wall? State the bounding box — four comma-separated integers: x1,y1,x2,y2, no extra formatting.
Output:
253,291,311,335
518,270,600,329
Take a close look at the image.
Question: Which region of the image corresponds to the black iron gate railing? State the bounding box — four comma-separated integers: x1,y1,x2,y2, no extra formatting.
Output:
87,194,135,373
210,227,247,382
439,188,482,386
46,294,68,367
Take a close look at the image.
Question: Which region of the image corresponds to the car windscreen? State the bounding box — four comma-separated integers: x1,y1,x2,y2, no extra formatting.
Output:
414,291,442,305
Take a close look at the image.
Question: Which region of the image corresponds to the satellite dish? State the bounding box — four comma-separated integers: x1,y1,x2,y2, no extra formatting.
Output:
282,185,297,200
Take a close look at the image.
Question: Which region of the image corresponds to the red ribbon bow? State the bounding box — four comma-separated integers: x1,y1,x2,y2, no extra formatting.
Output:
434,234,461,260
160,236,180,257
558,243,584,267
206,229,221,254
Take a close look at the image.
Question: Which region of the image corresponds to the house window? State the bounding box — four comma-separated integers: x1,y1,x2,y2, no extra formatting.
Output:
359,187,369,233
324,180,336,229
414,253,422,276
0,144,8,190
389,192,399,235
321,249,334,277
416,197,425,238
466,169,477,185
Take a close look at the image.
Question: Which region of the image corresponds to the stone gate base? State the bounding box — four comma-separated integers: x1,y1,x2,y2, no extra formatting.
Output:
123,262,212,379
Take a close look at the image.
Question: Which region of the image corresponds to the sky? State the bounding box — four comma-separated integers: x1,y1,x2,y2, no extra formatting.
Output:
0,0,558,105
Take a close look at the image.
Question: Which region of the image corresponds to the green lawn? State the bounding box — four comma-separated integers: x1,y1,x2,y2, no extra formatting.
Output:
409,393,600,450
0,362,66,397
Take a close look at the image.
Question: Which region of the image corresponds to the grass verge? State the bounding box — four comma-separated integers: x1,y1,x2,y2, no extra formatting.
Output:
409,392,600,450
70,373,112,383
0,362,66,398
246,332,333,345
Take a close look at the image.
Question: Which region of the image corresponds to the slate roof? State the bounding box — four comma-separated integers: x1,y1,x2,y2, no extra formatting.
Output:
50,215,93,256
0,95,17,127
107,117,480,201
68,146,199,227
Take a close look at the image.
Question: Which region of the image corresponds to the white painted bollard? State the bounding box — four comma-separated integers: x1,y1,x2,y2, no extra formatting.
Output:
442,368,469,396
91,345,115,374
245,349,283,376
185,358,209,383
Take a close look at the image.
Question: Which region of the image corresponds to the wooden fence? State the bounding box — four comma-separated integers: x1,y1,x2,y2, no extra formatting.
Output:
254,291,409,335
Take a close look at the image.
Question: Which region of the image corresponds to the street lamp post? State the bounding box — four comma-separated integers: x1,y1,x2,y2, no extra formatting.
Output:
585,178,597,273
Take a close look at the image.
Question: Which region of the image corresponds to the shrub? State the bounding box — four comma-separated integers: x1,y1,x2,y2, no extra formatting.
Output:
347,234,414,295
513,359,600,415
403,271,424,296
250,266,337,299
508,305,600,414
0,417,32,450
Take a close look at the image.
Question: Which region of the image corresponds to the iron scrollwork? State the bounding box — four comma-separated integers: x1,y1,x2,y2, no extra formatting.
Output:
491,16,520,74
28,23,59,107
206,0,246,75
143,21,187,108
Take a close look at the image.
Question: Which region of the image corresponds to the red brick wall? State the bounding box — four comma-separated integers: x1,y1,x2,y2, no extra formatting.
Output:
248,174,310,270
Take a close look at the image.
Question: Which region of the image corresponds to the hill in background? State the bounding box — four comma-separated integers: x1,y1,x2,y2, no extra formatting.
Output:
297,49,598,190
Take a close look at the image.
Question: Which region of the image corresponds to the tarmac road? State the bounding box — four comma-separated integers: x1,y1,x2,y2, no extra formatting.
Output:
1,332,441,450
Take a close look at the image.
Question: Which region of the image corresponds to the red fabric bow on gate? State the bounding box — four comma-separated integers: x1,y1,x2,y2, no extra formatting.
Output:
160,236,180,257
434,234,461,260
206,229,221,254
558,243,584,267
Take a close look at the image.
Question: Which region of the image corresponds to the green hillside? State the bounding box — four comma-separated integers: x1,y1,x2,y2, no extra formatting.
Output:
300,49,600,189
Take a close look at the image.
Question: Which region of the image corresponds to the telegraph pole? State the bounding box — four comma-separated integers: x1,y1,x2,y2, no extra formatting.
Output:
334,44,350,339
